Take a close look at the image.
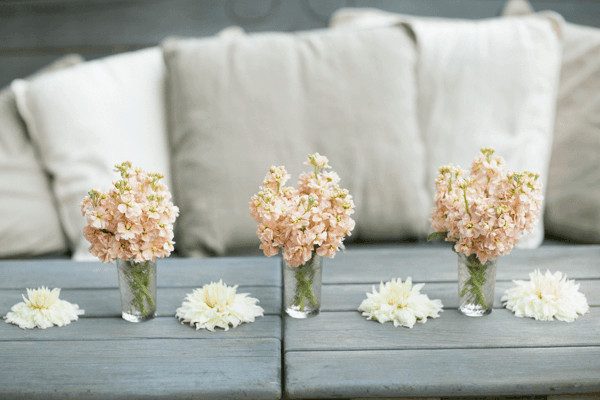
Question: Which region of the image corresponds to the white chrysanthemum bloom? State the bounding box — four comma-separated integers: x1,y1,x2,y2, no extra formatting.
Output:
176,280,264,331
502,269,589,322
358,278,443,328
4,287,84,329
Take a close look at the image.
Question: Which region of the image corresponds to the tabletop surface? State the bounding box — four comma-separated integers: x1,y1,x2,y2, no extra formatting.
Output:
1,245,599,400
0,256,283,400
284,245,600,399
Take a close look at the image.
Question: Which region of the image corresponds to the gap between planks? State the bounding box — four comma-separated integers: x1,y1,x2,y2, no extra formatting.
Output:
283,343,600,354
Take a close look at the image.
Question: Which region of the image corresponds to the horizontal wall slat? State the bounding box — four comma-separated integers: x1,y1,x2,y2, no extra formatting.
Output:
0,53,110,88
355,0,600,27
0,0,329,52
2,0,599,87
2,0,598,53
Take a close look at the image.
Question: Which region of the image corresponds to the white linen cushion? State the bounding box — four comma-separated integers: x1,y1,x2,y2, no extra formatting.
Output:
0,55,82,258
163,26,430,256
331,9,563,248
503,0,600,243
12,48,171,259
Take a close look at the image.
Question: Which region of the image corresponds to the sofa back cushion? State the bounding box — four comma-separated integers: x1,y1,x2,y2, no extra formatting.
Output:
12,48,171,259
331,8,564,248
163,26,430,256
0,55,82,258
503,0,600,243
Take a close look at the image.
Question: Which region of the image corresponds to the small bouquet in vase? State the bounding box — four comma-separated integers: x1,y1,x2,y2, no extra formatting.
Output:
250,153,355,318
81,161,179,322
429,148,542,316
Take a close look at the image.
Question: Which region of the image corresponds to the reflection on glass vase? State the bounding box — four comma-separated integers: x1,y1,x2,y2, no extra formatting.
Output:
457,253,497,317
283,253,322,319
116,259,157,322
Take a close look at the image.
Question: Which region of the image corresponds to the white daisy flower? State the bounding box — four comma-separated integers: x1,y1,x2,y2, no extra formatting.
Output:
176,280,264,331
502,269,589,322
4,287,84,329
358,277,443,328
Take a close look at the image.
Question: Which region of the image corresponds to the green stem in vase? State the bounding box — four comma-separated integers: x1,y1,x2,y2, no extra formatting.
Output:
124,260,155,315
461,254,489,308
293,256,318,310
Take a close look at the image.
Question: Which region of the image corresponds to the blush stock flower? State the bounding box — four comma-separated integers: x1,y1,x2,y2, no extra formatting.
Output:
81,161,179,264
430,148,543,264
250,153,355,267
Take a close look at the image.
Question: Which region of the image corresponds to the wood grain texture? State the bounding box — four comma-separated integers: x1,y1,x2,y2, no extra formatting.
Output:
0,315,280,341
284,308,599,352
355,0,600,26
0,52,111,88
323,246,600,283
0,256,280,288
284,246,600,398
0,338,281,400
548,394,600,400
1,0,598,52
2,0,598,52
0,257,283,399
0,285,281,317
0,0,325,51
321,280,600,311
284,346,600,399
3,0,600,87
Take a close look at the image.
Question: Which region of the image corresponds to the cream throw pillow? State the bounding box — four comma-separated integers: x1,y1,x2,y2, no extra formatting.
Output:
163,26,430,256
503,0,600,243
12,48,171,260
331,9,563,248
0,55,82,258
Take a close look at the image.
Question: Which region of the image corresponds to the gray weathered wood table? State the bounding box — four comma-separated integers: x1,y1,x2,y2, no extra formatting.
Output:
0,257,282,400
284,245,600,399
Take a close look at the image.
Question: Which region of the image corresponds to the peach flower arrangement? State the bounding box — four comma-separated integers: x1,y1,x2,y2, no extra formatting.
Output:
81,161,179,263
429,148,542,263
429,148,543,314
249,153,356,267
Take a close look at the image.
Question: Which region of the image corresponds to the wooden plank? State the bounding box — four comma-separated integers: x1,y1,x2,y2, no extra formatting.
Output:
321,280,600,311
0,0,325,51
549,394,600,400
0,315,280,341
0,285,281,317
354,0,600,27
323,246,600,283
0,338,281,400
3,0,599,88
284,347,600,398
0,256,280,288
284,308,599,352
529,0,600,27
1,0,598,52
3,246,594,290
353,0,506,19
0,52,110,88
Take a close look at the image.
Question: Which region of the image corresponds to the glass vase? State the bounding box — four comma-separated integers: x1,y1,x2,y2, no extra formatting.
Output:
457,253,497,317
116,259,157,322
283,252,322,318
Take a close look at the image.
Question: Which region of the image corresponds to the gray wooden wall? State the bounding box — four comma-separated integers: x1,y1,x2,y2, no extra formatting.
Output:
1,0,600,88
